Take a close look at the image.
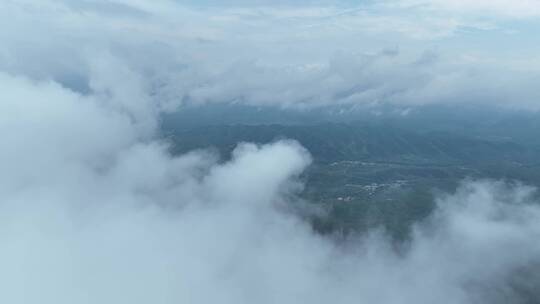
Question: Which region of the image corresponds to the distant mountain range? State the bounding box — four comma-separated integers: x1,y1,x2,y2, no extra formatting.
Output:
161,107,540,239
164,122,538,165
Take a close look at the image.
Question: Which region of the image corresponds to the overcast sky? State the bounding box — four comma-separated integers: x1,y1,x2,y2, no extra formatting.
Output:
1,0,540,110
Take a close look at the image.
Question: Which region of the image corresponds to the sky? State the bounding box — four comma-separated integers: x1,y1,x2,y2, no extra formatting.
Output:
1,0,540,110
2,1,540,303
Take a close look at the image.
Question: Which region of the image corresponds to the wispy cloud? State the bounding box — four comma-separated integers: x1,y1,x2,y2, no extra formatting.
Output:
395,0,540,18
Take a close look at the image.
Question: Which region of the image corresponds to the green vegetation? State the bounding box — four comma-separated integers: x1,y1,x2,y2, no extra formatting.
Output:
163,114,540,239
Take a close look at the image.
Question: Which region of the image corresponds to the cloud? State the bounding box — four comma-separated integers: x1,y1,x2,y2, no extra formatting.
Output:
1,64,540,302
1,0,539,111
396,0,540,18
2,2,540,303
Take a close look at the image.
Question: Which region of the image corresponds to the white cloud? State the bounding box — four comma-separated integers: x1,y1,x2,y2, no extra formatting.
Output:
0,73,539,301
1,2,540,300
397,0,540,18
1,0,539,110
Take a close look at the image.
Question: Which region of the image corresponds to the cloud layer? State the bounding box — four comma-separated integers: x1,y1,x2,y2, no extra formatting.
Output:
2,1,540,303
2,69,540,303
1,0,539,110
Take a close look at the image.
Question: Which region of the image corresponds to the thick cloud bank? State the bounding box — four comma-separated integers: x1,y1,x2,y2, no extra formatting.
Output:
1,0,540,110
1,70,540,303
